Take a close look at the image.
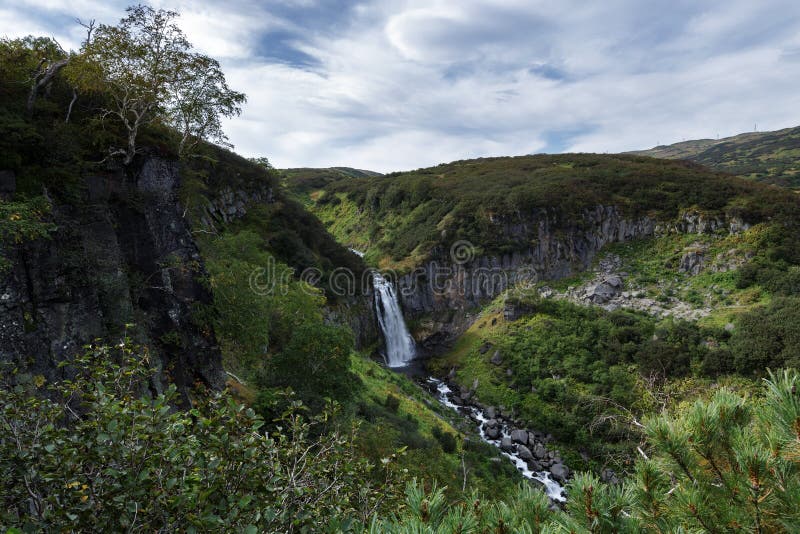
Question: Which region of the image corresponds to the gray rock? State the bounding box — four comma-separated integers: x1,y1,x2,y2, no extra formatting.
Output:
510,429,528,445
485,426,501,440
550,463,569,483
485,406,497,419
490,350,503,365
527,460,542,471
0,157,227,400
518,445,534,461
679,247,706,275
586,279,621,303
500,437,514,452
534,443,547,459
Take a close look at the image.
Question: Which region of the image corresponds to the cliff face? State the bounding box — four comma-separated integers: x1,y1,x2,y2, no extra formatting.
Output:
0,157,225,399
398,205,749,352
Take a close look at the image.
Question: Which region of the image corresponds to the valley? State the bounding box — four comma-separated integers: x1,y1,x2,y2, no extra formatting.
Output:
3,9,800,530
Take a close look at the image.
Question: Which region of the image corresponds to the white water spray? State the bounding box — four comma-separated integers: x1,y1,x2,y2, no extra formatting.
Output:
373,272,416,367
428,378,566,502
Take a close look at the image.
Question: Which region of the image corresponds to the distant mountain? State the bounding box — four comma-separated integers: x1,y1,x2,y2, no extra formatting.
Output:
628,126,800,188
282,166,383,195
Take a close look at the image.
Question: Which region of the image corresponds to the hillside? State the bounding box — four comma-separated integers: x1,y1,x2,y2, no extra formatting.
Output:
629,126,800,188
287,154,799,270
4,9,800,532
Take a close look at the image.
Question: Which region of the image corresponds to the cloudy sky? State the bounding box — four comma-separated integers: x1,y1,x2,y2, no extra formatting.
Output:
4,0,800,172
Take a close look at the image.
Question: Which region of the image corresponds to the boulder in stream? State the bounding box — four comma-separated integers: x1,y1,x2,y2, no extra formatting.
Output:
550,463,569,483
510,429,528,445
518,445,534,461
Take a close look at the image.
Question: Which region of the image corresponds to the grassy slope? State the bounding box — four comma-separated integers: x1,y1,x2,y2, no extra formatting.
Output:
285,154,800,271
428,287,761,474
629,126,800,188
351,355,523,500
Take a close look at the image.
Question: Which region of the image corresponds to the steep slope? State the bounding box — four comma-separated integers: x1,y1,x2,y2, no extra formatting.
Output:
1,156,226,400
629,126,800,187
287,154,800,350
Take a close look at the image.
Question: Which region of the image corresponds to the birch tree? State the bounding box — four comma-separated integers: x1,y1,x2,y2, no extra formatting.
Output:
74,5,245,164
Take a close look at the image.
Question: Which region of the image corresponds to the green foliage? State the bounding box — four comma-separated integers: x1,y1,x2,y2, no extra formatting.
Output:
295,153,800,267
730,297,800,374
378,370,800,532
200,230,326,372
0,197,57,272
436,297,721,465
385,393,401,413
265,322,359,411
430,426,457,454
0,342,405,532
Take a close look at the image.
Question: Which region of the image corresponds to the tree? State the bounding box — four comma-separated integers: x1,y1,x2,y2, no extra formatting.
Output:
0,36,68,114
168,52,245,155
0,342,404,531
731,297,800,374
267,322,359,411
73,5,245,164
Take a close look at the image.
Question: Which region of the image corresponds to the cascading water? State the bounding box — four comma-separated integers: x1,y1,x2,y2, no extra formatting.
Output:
373,272,416,367
428,378,566,502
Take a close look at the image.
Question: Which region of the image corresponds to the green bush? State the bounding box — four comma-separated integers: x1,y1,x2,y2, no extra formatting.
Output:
384,393,401,413
431,426,457,454
377,370,800,532
0,343,405,532
265,322,359,412
730,297,800,374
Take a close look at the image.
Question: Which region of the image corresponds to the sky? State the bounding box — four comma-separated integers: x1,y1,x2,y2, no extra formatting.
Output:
3,0,800,172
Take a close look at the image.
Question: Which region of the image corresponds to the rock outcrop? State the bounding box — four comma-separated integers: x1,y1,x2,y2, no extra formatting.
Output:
0,157,225,400
402,206,749,351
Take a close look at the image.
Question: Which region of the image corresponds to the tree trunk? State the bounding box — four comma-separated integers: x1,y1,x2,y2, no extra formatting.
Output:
26,58,69,116
65,88,78,123
124,127,138,165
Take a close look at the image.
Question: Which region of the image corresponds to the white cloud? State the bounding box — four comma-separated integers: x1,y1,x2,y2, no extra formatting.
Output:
5,0,800,171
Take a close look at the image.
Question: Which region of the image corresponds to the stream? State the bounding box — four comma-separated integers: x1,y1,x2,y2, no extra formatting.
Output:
427,378,566,502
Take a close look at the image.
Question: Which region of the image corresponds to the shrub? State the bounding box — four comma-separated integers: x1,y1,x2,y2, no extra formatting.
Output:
384,393,401,413
0,342,405,532
431,426,457,454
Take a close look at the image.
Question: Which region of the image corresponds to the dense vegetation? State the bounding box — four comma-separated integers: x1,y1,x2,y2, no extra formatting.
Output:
286,154,800,268
378,369,800,532
0,344,405,532
430,292,744,471
3,347,798,532
630,126,800,188
4,4,800,532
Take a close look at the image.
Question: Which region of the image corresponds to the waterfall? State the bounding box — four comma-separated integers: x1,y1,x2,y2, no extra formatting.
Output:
373,272,416,367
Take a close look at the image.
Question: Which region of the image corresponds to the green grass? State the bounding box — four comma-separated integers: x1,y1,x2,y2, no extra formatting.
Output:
630,125,800,188
286,153,800,272
350,354,523,500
